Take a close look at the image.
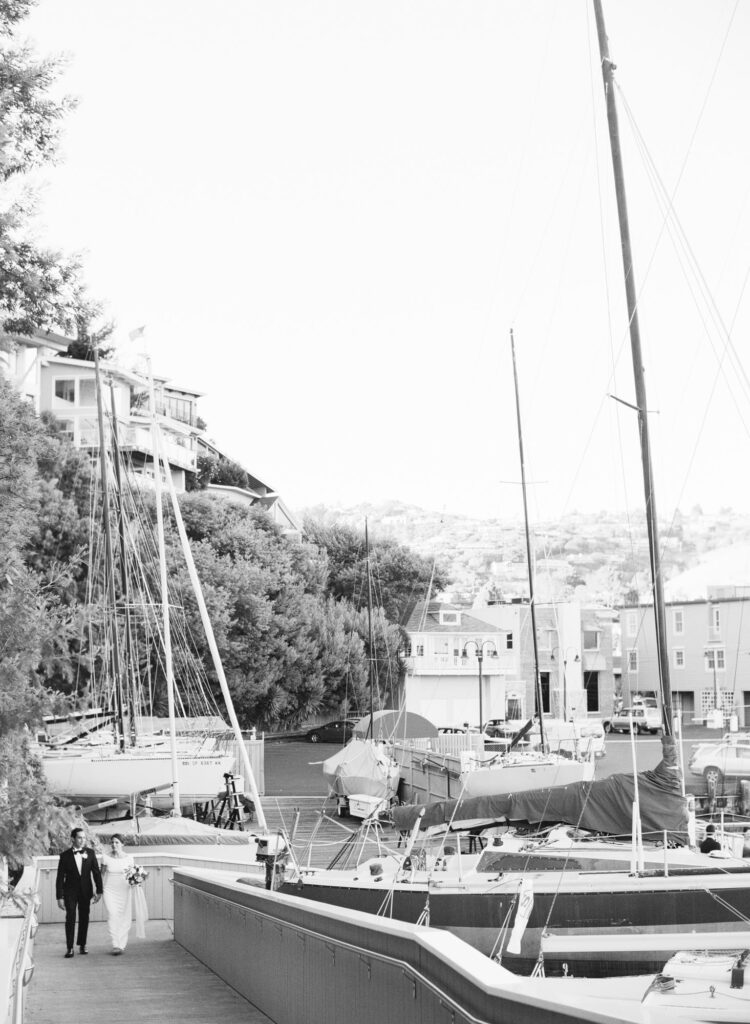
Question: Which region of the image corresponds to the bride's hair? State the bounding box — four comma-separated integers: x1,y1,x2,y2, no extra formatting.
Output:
110,834,124,843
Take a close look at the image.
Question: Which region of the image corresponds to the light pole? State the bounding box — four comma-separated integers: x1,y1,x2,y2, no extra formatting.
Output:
462,639,497,730
551,647,580,721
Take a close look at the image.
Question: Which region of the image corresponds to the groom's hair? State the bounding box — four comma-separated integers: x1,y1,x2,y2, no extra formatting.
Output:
70,827,84,839
111,834,124,843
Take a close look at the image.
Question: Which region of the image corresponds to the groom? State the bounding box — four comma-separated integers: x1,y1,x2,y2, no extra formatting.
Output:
56,827,103,958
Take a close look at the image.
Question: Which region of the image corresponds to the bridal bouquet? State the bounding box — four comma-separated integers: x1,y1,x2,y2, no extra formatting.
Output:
125,865,148,887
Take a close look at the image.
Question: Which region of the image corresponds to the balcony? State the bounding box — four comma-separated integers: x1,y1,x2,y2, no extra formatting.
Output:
404,652,515,676
79,421,197,472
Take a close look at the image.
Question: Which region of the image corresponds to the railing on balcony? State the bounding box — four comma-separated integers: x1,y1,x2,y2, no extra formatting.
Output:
78,420,197,472
404,652,514,674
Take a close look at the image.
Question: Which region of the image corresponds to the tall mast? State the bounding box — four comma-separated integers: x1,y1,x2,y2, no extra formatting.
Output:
93,348,127,751
593,0,673,735
108,381,137,744
148,367,182,816
510,329,547,752
365,519,375,740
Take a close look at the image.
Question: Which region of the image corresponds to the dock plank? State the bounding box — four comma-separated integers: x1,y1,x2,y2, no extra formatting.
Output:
26,921,272,1024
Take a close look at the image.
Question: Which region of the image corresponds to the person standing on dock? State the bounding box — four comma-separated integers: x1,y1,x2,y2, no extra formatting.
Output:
55,827,103,958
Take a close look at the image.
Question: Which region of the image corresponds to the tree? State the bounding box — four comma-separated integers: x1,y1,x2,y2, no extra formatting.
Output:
171,498,362,728
0,379,77,874
303,519,450,623
0,1,105,338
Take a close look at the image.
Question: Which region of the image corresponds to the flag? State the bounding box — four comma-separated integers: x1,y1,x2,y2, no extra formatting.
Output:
128,325,146,341
506,878,534,955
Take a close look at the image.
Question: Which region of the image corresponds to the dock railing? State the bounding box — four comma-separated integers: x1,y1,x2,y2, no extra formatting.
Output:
2,866,39,1024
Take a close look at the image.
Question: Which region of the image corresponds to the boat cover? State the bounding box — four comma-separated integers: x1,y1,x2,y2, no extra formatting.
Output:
322,739,400,799
353,710,438,741
95,816,251,846
392,735,688,839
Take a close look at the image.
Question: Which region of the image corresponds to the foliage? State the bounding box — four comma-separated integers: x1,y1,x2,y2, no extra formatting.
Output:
0,380,78,864
0,732,77,866
0,0,106,337
63,291,115,360
302,518,449,623
170,497,363,728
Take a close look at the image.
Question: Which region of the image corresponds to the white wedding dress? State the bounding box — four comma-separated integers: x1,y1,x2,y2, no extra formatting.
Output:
102,853,134,950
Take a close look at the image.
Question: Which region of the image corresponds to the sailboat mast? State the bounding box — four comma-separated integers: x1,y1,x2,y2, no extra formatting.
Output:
93,348,127,752
365,519,375,740
593,0,673,735
148,370,182,816
510,329,547,752
108,382,137,744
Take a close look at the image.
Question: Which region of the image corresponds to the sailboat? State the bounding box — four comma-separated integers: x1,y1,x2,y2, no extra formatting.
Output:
39,354,256,816
319,522,401,820
270,0,750,976
456,329,596,799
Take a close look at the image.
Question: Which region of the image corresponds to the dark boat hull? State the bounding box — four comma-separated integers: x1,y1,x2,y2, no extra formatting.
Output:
279,872,750,977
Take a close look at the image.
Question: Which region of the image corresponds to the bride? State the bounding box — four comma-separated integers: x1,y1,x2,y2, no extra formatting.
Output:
101,834,141,954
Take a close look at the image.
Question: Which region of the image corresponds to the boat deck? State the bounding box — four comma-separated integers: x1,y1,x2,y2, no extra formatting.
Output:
25,921,272,1024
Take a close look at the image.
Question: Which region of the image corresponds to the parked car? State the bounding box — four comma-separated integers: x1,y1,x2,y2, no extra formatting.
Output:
688,734,750,789
602,705,663,734
305,719,357,743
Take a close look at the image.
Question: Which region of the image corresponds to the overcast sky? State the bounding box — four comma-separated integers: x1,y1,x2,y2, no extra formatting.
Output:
24,0,750,522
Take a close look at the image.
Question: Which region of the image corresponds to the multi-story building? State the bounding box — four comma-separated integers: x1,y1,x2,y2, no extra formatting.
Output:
401,598,618,728
619,587,750,726
39,353,199,490
2,333,301,535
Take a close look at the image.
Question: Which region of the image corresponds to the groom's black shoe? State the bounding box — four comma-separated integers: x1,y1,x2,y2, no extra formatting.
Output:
64,949,74,958
78,946,88,954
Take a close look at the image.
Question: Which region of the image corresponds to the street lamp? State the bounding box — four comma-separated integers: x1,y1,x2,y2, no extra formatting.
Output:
551,647,580,721
462,639,497,730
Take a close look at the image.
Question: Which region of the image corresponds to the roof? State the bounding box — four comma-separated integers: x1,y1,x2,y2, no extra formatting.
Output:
403,600,510,635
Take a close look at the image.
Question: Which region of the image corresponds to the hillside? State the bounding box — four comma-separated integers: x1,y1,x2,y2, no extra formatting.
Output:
300,502,750,608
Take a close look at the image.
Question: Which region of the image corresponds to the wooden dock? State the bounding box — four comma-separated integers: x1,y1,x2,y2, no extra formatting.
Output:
25,921,273,1024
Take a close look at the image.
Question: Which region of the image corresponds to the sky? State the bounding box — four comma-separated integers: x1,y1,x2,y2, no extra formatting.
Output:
22,0,750,522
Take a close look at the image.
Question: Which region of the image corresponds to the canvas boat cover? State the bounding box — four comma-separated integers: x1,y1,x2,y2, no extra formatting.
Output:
353,710,438,742
392,735,688,839
95,815,251,846
322,739,400,800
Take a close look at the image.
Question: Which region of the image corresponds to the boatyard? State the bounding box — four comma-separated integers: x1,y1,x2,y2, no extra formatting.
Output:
4,0,750,1021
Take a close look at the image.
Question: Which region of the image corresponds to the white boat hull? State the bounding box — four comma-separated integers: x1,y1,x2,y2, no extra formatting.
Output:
460,755,595,797
41,746,236,804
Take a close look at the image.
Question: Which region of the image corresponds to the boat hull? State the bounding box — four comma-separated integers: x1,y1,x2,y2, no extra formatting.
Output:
460,757,595,797
279,867,750,977
41,747,236,804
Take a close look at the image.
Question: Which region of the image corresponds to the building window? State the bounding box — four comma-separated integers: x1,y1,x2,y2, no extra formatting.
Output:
505,633,513,650
673,609,684,635
440,611,459,625
415,645,424,657
711,607,721,635
78,378,96,406
627,649,638,673
626,612,638,637
705,648,725,671
54,379,75,404
583,630,599,651
58,419,75,442
673,649,684,669
538,630,553,651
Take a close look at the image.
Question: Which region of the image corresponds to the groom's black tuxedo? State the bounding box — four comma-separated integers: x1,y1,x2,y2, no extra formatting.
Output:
56,846,103,952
